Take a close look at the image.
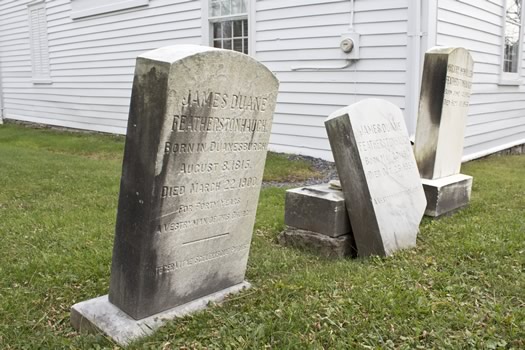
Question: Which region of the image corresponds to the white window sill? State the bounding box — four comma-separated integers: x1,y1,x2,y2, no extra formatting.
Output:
33,79,53,85
498,78,522,86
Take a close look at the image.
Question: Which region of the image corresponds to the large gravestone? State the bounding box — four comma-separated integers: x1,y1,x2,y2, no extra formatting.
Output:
414,47,474,217
325,99,426,257
71,45,278,345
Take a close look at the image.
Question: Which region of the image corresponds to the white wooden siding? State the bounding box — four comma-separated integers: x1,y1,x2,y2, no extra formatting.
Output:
0,0,202,134
0,0,411,161
257,0,411,160
5,1,520,162
436,0,525,159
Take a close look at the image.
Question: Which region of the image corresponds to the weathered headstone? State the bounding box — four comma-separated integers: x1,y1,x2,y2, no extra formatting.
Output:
414,47,474,217
278,183,355,259
325,99,426,257
71,45,278,345
415,47,474,179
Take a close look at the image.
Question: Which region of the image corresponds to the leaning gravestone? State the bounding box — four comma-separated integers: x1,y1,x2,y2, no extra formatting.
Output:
414,47,474,217
325,99,426,257
70,45,278,345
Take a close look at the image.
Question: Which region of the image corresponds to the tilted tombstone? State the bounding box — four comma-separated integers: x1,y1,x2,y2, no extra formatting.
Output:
414,47,474,217
414,47,474,179
325,99,426,257
71,45,279,345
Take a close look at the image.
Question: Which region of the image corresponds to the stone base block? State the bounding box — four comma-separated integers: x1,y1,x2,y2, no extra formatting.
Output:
278,227,356,258
422,174,473,218
71,282,250,346
285,184,351,237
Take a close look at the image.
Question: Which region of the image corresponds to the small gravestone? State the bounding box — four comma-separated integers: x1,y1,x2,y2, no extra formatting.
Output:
278,184,355,258
70,45,278,345
325,99,426,257
414,47,474,217
284,184,351,237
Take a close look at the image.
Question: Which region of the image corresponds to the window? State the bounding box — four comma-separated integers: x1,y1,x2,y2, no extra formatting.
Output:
28,1,51,84
209,0,249,54
502,0,524,82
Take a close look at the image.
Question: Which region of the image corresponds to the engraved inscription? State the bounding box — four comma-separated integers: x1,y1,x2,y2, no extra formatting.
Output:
155,243,251,276
355,115,419,203
443,63,473,108
373,186,422,205
177,159,251,175
155,209,254,234
164,141,268,154
169,197,241,215
357,120,402,136
172,114,270,133
181,90,268,112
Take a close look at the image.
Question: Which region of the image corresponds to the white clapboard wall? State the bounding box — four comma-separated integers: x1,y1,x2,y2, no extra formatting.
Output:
0,0,410,161
256,0,411,160
436,0,525,160
0,0,523,161
0,0,202,135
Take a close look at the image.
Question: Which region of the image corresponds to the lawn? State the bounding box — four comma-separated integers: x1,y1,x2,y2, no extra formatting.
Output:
0,124,523,349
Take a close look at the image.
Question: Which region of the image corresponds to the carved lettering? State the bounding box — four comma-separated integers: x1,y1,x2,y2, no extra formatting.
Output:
181,90,268,112
155,210,254,234
155,243,251,275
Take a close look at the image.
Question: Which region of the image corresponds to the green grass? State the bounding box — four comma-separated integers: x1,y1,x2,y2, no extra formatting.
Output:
262,152,321,182
0,124,524,349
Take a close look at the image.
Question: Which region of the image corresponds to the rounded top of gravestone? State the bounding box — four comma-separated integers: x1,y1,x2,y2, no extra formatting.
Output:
426,46,471,56
325,98,401,122
139,45,216,63
138,45,278,84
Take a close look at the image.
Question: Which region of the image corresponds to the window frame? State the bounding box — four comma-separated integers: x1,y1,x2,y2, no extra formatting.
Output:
27,0,52,85
201,0,255,56
500,0,525,85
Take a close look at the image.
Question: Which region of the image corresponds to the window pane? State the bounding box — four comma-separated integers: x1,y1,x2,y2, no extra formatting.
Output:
222,21,232,38
213,40,222,48
240,0,246,13
221,0,231,16
506,0,521,25
213,22,222,39
504,0,522,73
243,38,248,54
233,20,243,37
223,39,232,50
233,39,243,52
210,0,220,17
243,19,248,36
231,0,246,14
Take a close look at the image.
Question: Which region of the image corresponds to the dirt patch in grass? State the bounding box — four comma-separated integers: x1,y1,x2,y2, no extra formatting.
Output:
263,152,337,187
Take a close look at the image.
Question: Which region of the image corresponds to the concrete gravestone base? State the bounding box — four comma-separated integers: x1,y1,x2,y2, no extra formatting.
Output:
70,283,250,346
284,184,351,237
278,227,356,259
421,174,473,218
278,183,356,258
